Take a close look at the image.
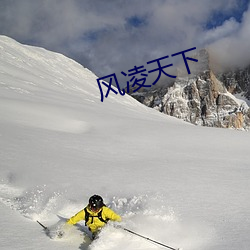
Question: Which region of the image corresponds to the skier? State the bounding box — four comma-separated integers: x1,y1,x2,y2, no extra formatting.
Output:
66,194,122,239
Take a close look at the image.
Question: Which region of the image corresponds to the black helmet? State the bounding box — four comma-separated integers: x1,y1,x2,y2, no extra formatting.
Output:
89,195,104,210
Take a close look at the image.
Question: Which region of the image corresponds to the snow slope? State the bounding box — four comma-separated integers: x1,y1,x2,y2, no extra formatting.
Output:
0,36,249,250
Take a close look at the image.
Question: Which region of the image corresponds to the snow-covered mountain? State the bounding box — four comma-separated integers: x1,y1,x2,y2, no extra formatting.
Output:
217,65,250,101
130,49,250,130
0,36,250,250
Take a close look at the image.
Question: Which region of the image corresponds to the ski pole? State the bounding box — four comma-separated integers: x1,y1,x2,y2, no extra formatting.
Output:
37,220,48,231
122,227,180,250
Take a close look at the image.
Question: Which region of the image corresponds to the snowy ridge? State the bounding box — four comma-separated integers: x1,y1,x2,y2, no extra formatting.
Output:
0,35,144,109
0,36,250,250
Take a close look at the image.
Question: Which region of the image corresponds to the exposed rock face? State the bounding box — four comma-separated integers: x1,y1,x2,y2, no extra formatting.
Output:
130,49,250,130
218,66,250,100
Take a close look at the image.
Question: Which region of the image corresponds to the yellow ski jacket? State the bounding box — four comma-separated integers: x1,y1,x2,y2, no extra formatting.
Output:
67,206,121,233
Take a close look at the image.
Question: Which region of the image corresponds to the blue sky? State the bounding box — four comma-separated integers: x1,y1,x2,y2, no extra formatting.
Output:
206,0,249,28
0,0,249,80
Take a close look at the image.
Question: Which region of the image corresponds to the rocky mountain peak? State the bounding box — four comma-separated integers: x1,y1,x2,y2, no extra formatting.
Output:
189,48,210,76
130,49,250,130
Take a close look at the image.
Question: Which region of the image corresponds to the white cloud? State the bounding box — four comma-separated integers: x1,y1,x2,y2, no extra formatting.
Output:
0,0,249,77
209,3,250,68
199,18,240,45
